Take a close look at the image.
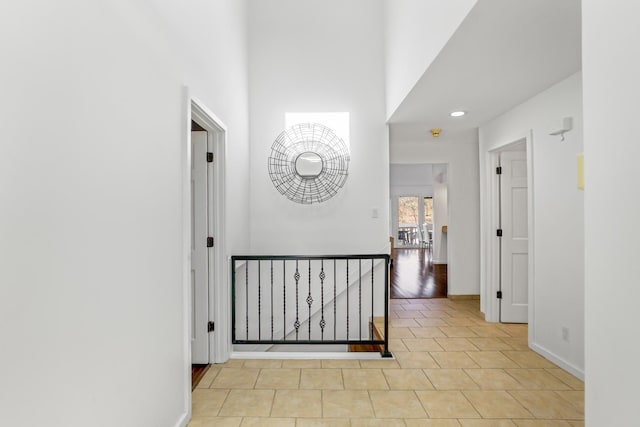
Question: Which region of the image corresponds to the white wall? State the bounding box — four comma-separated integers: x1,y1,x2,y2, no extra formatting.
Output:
248,0,388,255
383,0,477,119
152,1,252,258
479,72,584,377
390,163,434,188
390,128,480,295
583,2,640,424
0,1,249,426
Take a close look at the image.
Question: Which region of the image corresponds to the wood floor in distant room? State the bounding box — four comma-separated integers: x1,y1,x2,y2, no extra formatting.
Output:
391,248,447,299
191,364,210,391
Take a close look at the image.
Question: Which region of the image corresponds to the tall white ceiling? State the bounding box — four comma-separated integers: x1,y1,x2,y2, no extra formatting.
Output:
388,0,582,133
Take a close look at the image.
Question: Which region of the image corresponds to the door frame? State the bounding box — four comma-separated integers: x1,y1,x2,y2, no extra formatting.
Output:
483,132,534,332
181,88,229,420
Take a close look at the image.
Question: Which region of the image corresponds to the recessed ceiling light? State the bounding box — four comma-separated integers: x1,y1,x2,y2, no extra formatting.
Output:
450,111,466,117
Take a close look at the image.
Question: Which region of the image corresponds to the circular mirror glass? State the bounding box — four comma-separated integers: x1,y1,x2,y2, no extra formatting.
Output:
295,152,323,178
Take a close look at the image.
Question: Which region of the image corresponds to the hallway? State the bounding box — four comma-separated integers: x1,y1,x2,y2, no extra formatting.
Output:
189,298,584,426
391,249,448,299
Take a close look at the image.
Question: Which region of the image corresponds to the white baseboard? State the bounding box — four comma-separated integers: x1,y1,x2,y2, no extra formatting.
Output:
174,411,189,427
529,342,585,381
231,351,393,360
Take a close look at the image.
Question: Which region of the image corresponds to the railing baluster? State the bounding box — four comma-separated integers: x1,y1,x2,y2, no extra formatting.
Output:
270,260,274,341
308,259,312,341
320,259,325,341
258,260,261,341
294,260,300,341
346,260,349,341
359,259,362,341
231,258,236,342
371,258,374,340
333,259,337,341
283,260,286,341
245,260,249,340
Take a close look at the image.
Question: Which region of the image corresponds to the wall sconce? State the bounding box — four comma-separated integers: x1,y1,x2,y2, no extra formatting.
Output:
550,117,573,141
430,128,442,138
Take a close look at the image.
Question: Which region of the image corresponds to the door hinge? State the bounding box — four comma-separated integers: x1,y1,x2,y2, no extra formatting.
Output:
497,290,503,299
496,229,503,237
496,166,502,175
208,321,215,332
207,237,214,247
206,152,214,163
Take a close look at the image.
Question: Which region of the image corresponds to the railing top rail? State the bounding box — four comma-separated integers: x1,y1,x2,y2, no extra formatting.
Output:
231,254,390,262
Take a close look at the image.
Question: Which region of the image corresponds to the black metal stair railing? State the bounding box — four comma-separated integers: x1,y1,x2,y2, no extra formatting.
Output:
231,254,392,357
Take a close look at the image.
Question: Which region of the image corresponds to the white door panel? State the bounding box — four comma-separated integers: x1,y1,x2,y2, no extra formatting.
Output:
511,253,528,304
500,150,528,323
511,188,528,239
191,130,209,363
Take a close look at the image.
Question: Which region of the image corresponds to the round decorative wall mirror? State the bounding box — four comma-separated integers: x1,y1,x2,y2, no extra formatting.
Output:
268,123,350,204
295,152,323,178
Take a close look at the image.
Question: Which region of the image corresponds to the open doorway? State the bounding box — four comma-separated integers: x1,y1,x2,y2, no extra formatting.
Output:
390,164,449,298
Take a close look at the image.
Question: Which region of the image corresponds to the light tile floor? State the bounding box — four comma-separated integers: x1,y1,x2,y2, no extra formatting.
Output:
189,298,584,427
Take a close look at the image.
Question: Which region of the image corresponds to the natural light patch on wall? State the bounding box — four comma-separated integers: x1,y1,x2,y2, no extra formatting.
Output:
285,112,350,151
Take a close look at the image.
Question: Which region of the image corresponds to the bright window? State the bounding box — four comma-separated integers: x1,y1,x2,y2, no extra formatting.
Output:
424,197,433,224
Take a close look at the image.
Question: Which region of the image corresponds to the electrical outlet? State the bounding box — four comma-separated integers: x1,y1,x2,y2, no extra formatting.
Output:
561,327,570,342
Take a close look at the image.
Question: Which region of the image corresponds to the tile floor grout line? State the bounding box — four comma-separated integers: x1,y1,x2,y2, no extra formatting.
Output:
412,389,431,420
461,368,484,390
267,388,276,418
214,389,232,418
458,389,490,420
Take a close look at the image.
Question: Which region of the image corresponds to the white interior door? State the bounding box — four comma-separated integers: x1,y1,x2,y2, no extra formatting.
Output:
500,150,528,323
191,130,209,363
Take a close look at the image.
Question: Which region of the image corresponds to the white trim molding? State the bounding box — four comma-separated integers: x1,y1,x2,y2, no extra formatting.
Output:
530,342,584,381
482,131,534,329
190,98,230,365
181,87,230,426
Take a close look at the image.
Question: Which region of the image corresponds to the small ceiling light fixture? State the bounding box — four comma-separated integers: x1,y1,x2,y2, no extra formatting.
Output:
430,128,442,138
450,111,466,117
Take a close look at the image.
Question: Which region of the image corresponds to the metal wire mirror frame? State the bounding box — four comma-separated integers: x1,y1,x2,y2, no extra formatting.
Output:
268,123,350,204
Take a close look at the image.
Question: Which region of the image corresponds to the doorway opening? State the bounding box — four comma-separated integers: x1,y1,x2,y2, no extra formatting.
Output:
390,164,449,298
